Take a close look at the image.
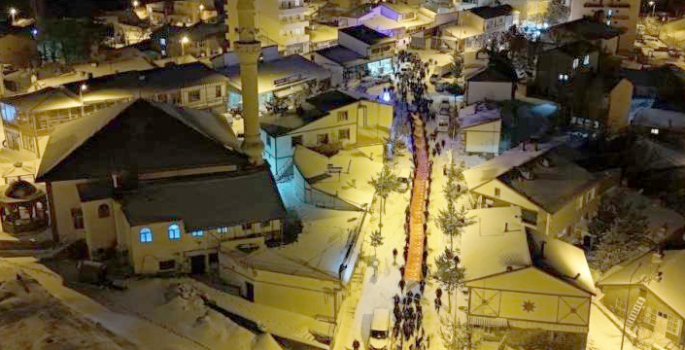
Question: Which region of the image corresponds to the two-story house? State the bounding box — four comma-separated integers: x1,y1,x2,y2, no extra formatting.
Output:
530,40,599,99
462,206,595,348
0,63,230,159
146,0,218,28
341,3,432,40
442,4,515,52
313,25,396,86
36,99,286,275
570,0,640,52
260,90,392,178
255,0,310,54
463,144,617,239
150,22,227,58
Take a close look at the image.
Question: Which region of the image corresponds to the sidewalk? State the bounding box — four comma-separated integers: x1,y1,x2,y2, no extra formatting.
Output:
0,257,208,350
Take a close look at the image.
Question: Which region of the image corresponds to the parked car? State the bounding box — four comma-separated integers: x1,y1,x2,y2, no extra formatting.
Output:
369,308,390,350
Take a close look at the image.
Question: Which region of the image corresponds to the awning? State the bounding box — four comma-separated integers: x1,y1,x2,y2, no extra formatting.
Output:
467,315,508,328
273,85,304,98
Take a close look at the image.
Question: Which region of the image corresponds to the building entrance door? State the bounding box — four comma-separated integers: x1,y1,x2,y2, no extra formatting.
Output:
655,311,669,338
190,255,206,274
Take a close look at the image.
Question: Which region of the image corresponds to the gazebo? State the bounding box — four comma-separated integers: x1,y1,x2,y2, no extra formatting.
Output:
0,180,49,234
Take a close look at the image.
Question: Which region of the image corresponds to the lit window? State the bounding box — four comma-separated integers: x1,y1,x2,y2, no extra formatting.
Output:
573,58,579,69
583,54,590,66
667,313,682,336
168,224,181,240
606,20,611,26
190,230,204,237
217,227,228,234
558,74,564,81
339,128,350,140
576,196,584,209
651,128,659,135
607,9,613,17
140,228,153,243
160,38,167,46
1,103,16,123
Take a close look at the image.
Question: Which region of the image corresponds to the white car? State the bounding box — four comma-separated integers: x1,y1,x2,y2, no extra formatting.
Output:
369,309,390,350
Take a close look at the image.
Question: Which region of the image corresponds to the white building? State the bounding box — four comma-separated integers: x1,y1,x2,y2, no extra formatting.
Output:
36,100,286,275
463,206,595,347
339,3,433,40
215,48,332,110
260,90,392,178
293,145,384,211
465,62,517,105
313,26,397,86
458,103,502,155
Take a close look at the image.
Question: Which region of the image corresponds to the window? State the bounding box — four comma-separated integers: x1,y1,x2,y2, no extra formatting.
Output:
521,209,538,225
291,135,303,147
262,221,271,230
339,128,350,140
168,224,181,240
317,134,329,144
494,188,501,198
215,85,222,98
71,208,84,229
572,58,579,69
337,111,348,121
22,136,35,152
159,260,175,270
242,222,252,231
607,9,613,17
98,204,110,218
217,227,228,234
646,306,657,326
157,94,168,103
139,228,153,243
583,54,590,66
588,188,596,201
651,128,660,135
188,90,201,102
170,92,182,104
160,38,167,46
667,314,682,337
190,230,204,237
1,103,16,123
576,196,584,209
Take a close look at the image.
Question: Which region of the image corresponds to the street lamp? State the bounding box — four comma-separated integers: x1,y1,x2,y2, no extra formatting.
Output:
9,8,16,25
648,1,656,16
80,84,88,116
180,35,190,56
132,0,140,8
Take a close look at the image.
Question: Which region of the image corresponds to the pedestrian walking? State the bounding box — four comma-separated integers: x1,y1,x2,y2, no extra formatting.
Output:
399,279,406,292
393,248,398,264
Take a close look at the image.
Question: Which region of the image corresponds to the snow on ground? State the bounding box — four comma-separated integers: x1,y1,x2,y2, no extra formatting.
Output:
587,304,640,350
0,261,137,350
0,257,207,350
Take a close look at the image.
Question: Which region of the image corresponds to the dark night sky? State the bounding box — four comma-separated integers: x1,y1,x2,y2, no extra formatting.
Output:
0,0,129,19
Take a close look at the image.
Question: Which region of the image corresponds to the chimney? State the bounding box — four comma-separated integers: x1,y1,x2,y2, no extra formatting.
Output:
540,241,546,259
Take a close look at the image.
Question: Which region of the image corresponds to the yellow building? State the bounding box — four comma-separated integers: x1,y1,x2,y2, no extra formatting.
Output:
464,144,617,239
36,99,285,274
260,90,392,178
462,207,594,344
458,103,502,155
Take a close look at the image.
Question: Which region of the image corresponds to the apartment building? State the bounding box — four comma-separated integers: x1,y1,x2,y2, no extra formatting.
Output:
146,0,218,28
570,0,640,52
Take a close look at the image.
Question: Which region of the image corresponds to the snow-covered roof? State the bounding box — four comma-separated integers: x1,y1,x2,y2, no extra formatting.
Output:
37,99,246,181
219,55,331,94
462,207,595,294
29,57,155,91
226,207,361,281
599,250,685,318
293,145,384,209
443,25,483,39
633,108,685,129
461,207,531,281
254,334,285,350
458,104,501,129
529,231,596,294
362,13,432,32
463,140,559,190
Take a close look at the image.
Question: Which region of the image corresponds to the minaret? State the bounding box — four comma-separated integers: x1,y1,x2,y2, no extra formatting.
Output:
235,0,264,165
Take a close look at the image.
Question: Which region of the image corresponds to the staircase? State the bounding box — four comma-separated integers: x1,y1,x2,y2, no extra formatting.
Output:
274,158,294,183
626,296,647,327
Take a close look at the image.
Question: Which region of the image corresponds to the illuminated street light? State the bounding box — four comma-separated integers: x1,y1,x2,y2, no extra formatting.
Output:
80,84,88,116
180,36,190,56
133,0,140,8
9,8,16,25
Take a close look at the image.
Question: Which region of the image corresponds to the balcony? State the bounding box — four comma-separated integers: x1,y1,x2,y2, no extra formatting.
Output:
279,16,308,28
279,2,306,15
282,33,309,46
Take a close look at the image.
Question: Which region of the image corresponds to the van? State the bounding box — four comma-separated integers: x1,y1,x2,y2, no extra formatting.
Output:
369,308,390,350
